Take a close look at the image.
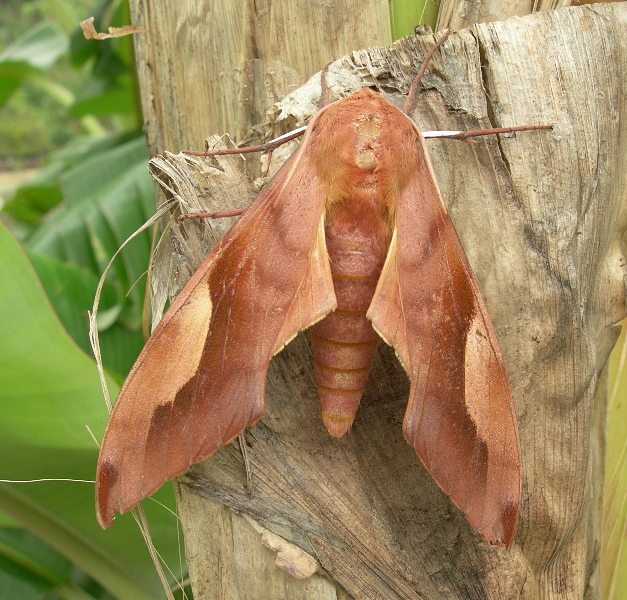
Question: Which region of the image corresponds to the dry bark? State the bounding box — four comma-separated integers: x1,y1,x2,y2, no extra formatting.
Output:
436,0,572,30
132,3,627,599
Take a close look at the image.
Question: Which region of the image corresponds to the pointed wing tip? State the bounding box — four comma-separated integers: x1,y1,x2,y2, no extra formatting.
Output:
95,432,243,528
460,500,518,551
483,529,516,550
404,424,520,549
497,501,519,551
482,528,514,549
95,456,123,529
96,506,114,529
477,499,519,550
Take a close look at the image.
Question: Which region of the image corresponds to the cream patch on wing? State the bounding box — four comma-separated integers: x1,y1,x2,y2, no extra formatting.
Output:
367,229,410,372
134,287,213,397
272,215,336,355
464,313,515,461
463,315,493,439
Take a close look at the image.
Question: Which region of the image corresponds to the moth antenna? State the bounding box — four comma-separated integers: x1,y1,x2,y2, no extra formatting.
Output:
403,29,451,116
260,148,274,176
428,124,553,141
319,62,332,109
183,128,305,158
178,208,246,221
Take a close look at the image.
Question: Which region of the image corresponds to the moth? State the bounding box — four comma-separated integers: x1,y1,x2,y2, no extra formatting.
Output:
96,33,539,547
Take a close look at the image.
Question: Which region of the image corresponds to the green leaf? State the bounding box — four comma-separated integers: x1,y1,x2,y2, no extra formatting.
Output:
25,136,154,344
0,527,72,599
70,82,136,118
69,0,125,68
0,221,184,600
389,0,439,40
0,513,18,527
61,136,149,207
0,63,39,107
4,135,154,377
2,161,65,226
3,133,135,227
0,23,68,70
602,327,627,600
27,251,109,352
0,23,68,107
68,1,139,127
27,250,145,378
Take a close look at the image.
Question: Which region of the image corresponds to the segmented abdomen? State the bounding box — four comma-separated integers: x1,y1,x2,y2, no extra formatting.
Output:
309,234,388,437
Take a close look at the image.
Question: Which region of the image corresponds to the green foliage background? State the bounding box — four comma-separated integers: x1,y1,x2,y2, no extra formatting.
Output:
0,1,186,599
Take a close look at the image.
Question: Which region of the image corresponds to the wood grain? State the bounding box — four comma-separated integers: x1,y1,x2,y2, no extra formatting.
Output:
129,0,391,156
436,0,571,30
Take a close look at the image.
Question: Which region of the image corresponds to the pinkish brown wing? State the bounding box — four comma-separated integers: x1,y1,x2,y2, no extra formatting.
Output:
368,126,521,547
96,127,336,528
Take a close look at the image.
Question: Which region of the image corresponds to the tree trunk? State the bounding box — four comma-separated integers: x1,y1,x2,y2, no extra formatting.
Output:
130,2,626,599
129,0,390,154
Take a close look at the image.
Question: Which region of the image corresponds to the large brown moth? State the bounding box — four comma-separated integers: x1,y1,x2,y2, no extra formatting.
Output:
96,33,546,547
